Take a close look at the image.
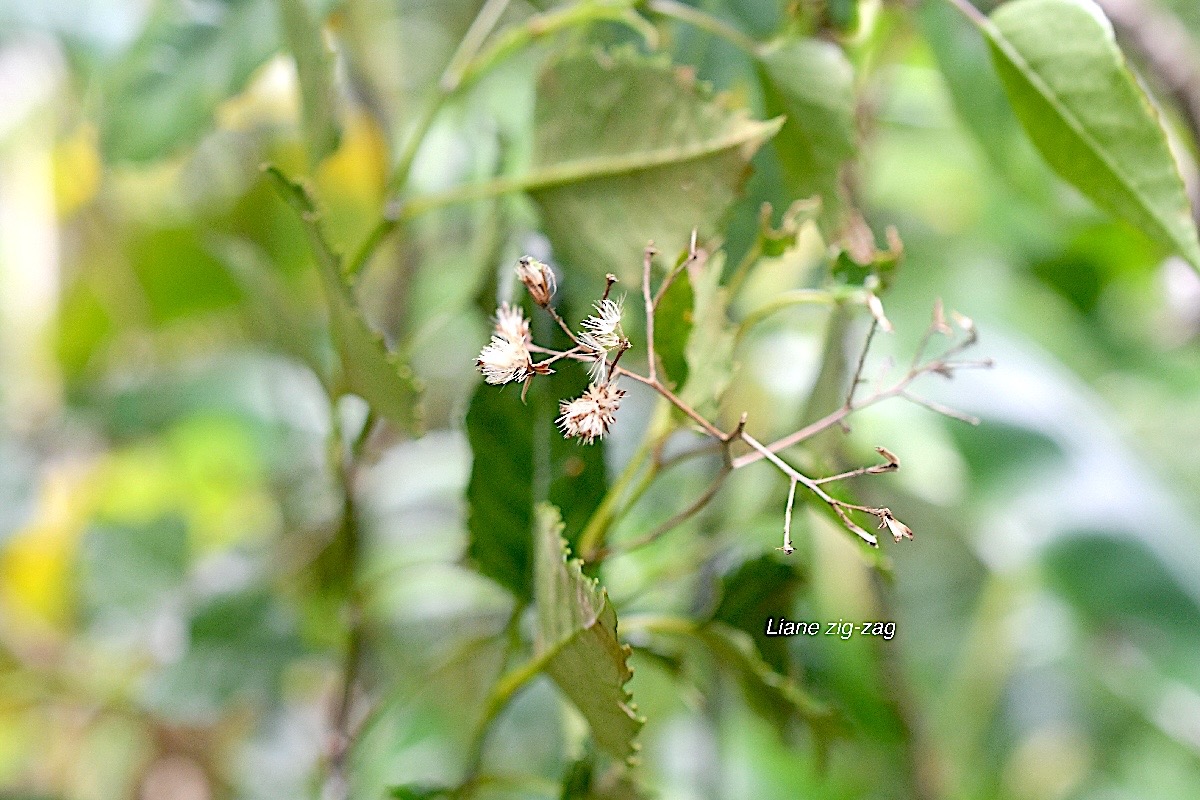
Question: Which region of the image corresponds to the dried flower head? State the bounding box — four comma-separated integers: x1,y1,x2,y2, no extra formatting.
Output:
515,257,556,307
932,298,952,335
879,509,914,542
477,333,532,385
494,302,530,344
866,292,894,333
557,381,626,444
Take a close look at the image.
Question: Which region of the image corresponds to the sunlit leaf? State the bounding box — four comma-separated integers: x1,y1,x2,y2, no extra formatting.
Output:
972,0,1200,269
535,505,642,762
529,49,781,282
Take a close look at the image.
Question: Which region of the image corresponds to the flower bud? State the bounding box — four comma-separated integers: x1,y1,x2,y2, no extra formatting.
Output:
515,257,556,307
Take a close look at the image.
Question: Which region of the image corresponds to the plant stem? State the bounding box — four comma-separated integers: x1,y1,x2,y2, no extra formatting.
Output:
614,367,726,439
323,410,378,800
610,462,731,556
733,288,847,347
459,626,579,794
389,0,512,195
576,403,665,559
348,1,652,279
643,0,761,56
643,244,659,383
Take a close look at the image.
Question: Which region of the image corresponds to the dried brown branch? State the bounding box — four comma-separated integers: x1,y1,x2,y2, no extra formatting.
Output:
481,252,986,554
730,310,981,469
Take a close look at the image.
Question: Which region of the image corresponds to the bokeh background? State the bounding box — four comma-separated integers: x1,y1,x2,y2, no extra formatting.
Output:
2,0,1200,799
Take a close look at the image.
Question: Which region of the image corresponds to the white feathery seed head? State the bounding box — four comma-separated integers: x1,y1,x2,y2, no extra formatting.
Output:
557,381,626,444
494,302,530,344
477,333,532,386
580,298,624,353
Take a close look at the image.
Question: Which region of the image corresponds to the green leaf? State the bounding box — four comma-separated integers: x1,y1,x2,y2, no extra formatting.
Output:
1043,533,1200,636
99,0,279,163
321,263,422,432
712,554,805,674
465,379,536,599
697,621,838,741
276,0,340,165
528,49,781,282
757,37,856,232
653,268,694,389
759,198,821,258
466,353,608,600
560,755,595,800
825,0,860,32
548,360,611,547
681,252,734,417
208,235,334,386
264,166,421,431
560,752,648,800
973,0,1200,269
535,505,642,763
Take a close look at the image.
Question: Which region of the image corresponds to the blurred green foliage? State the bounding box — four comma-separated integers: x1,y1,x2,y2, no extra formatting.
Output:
2,0,1200,799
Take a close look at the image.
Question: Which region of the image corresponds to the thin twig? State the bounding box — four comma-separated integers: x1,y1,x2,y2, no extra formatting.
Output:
845,319,878,409
731,321,983,469
643,243,659,383
811,461,898,486
545,305,581,346
532,345,584,368
652,229,700,307
739,431,880,547
515,285,984,550
644,0,761,55
901,392,980,426
613,367,726,439
654,437,725,472
323,412,379,800
609,463,733,556
778,478,798,554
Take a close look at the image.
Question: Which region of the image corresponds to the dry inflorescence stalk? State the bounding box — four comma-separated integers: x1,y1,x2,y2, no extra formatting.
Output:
476,238,991,553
